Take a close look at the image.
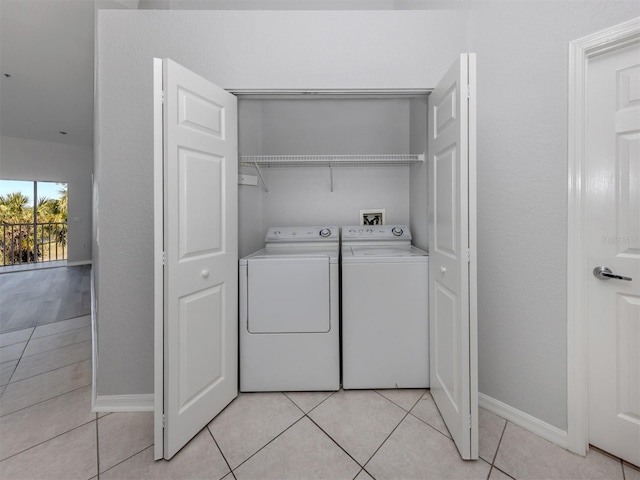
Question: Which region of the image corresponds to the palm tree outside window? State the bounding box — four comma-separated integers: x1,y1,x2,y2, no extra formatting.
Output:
0,180,68,267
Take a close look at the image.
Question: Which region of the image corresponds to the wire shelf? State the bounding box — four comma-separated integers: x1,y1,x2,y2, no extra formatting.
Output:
239,154,424,167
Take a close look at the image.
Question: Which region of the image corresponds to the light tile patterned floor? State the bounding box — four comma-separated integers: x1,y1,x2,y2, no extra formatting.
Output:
0,267,638,479
0,265,90,333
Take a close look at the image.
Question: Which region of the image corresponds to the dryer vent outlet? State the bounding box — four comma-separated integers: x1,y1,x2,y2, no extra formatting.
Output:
360,209,385,226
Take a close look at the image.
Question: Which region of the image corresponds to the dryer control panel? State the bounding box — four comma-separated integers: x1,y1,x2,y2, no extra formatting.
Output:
342,225,412,242
265,226,339,243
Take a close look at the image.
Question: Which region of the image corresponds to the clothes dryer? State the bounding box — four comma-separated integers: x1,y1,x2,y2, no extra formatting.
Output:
239,226,340,392
341,225,429,389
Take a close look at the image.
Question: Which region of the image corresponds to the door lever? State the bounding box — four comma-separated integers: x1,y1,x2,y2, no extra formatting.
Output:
593,266,633,281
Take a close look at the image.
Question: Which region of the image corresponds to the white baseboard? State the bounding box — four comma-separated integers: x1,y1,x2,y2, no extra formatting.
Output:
67,260,92,266
479,393,568,449
93,394,154,412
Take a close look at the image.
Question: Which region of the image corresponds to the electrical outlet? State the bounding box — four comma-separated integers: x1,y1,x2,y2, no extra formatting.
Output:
238,174,258,186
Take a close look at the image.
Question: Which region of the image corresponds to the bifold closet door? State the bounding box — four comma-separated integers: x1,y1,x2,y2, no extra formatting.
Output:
154,58,238,460
428,53,478,460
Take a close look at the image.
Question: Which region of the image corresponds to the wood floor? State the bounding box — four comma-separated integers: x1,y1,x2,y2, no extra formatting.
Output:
0,265,91,334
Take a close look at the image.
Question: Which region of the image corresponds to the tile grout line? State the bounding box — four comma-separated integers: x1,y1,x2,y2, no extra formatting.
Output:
0,380,91,418
97,445,155,478
492,419,508,466
297,390,418,474
360,389,430,480
373,388,426,413
206,425,237,480
28,321,92,341
0,327,35,348
407,390,457,442
304,412,367,471
228,414,308,473
285,391,375,475
0,316,90,342
4,325,37,387
282,390,338,416
360,408,412,472
0,417,97,464
20,329,93,359
407,410,454,441
281,390,374,473
6,341,93,384
487,420,511,480
95,413,101,480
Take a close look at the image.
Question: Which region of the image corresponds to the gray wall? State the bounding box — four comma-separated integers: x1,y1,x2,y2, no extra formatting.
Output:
409,96,428,252
95,3,640,433
95,9,469,395
238,97,422,256
0,136,93,264
470,0,639,431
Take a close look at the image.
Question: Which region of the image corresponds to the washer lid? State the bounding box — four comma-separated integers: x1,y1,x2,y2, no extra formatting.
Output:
343,245,428,263
350,245,427,257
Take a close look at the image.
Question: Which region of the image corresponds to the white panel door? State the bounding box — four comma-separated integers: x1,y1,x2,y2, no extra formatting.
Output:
586,41,640,466
428,53,478,460
154,58,238,460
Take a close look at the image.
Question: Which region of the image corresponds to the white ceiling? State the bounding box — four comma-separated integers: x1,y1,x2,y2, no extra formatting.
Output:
1,0,98,147
0,0,455,149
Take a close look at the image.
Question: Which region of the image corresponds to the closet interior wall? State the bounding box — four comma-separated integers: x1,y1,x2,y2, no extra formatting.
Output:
237,95,429,257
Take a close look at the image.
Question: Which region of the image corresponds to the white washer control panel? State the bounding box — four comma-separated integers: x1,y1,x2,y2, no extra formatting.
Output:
342,225,412,241
265,226,339,243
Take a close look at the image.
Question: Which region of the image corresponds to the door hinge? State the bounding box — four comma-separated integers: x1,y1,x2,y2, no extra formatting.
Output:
162,414,166,428
161,91,165,104
467,85,472,99
162,251,165,266
469,414,472,430
467,249,471,263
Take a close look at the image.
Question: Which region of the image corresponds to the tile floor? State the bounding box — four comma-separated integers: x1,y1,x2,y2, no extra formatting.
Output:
1,319,638,480
0,267,638,480
0,264,91,333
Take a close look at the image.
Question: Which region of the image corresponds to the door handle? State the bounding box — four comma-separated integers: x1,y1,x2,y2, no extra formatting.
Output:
593,266,632,281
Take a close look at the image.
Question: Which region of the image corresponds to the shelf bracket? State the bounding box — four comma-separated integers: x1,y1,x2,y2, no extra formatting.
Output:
253,162,269,193
329,163,334,193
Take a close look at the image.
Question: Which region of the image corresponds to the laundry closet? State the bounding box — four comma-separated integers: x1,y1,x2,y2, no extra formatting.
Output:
234,94,430,396
153,53,475,461
235,94,429,259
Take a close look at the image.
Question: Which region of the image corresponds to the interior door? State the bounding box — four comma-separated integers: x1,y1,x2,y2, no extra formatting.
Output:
586,41,640,466
428,53,478,460
153,58,238,460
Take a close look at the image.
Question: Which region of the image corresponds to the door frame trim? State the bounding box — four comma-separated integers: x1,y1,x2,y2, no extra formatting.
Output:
566,16,640,456
153,57,165,460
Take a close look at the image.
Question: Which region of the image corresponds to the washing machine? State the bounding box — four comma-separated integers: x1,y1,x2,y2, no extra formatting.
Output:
341,225,429,389
239,226,340,392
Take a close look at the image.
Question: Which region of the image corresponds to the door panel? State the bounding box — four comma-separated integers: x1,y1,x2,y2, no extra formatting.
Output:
587,42,640,465
178,150,223,257
178,285,224,411
435,282,458,406
428,53,478,460
434,146,457,258
155,58,238,460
